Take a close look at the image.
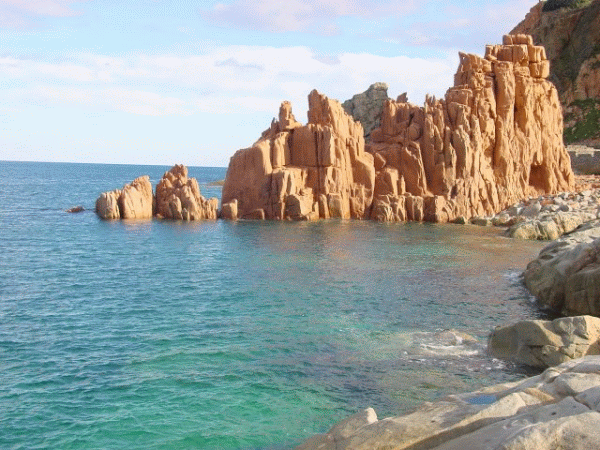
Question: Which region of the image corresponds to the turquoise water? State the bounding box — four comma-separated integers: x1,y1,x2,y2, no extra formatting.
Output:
0,161,548,449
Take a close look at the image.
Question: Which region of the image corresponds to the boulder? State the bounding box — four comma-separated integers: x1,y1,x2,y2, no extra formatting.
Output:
222,36,574,223
119,176,153,219
294,356,600,450
66,205,84,213
155,165,218,220
524,221,600,315
220,199,238,220
342,83,390,138
508,212,585,240
96,189,121,220
488,316,600,368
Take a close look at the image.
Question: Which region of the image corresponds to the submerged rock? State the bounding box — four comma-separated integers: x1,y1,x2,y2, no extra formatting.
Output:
222,35,574,223
295,356,600,450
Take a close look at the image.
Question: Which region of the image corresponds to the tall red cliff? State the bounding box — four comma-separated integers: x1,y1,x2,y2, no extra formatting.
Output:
221,35,574,223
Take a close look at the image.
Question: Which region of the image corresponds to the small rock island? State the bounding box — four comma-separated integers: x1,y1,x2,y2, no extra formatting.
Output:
96,164,218,220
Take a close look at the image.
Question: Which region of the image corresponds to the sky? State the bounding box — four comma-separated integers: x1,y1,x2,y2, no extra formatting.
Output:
0,0,538,167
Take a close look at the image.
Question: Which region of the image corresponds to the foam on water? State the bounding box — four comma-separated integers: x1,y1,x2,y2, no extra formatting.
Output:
0,161,549,449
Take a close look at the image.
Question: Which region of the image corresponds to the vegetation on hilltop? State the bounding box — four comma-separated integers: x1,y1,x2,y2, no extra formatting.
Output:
542,0,594,12
564,99,600,144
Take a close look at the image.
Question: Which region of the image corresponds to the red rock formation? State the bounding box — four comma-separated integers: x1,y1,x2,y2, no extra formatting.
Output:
95,176,153,220
120,176,154,219
222,94,375,220
95,165,218,221
512,1,600,106
222,35,574,222
155,164,218,220
96,189,122,220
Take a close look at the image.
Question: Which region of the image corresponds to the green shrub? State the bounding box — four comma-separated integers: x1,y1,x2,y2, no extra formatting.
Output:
542,0,592,12
564,99,600,144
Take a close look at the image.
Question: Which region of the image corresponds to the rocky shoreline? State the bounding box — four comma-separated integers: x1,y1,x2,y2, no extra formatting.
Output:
88,28,600,449
292,180,600,449
295,356,600,450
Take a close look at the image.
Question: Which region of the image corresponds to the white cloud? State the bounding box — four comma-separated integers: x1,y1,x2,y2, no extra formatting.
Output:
201,0,419,33
37,62,95,81
0,44,458,119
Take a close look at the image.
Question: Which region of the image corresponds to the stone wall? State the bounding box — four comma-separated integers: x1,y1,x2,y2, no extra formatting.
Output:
568,145,600,174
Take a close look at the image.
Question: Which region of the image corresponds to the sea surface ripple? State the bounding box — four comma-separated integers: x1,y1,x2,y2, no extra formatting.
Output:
0,161,548,449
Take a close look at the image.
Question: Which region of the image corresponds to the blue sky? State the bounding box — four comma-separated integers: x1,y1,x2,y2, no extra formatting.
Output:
0,0,538,167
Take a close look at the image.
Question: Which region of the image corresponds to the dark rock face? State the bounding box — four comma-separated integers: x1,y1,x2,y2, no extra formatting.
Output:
342,83,390,138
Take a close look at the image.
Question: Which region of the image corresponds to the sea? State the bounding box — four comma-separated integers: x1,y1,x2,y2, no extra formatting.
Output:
0,161,551,450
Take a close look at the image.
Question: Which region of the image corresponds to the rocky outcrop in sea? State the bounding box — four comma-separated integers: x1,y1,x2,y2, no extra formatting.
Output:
96,175,154,220
95,164,218,221
221,35,574,223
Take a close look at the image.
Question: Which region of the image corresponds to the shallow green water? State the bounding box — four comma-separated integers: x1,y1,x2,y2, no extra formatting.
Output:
0,161,547,449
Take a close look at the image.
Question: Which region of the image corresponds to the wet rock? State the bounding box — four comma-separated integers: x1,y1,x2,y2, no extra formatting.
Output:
220,200,238,220
295,356,600,450
470,216,492,227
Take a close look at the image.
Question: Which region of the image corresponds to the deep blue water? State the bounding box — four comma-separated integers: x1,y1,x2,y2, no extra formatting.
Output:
0,161,547,449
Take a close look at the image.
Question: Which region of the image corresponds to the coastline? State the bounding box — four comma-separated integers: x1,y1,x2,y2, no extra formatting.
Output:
293,175,600,449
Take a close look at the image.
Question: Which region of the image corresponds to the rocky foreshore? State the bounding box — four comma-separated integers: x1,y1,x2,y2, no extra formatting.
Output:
295,356,600,450
292,185,600,449
476,181,600,241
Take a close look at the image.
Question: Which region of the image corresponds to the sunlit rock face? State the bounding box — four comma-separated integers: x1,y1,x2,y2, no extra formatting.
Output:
155,164,218,221
222,35,574,222
95,165,218,221
95,176,153,220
